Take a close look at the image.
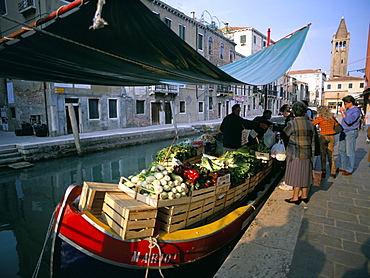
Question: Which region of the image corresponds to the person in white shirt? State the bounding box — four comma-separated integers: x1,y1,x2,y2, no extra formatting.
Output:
364,111,370,143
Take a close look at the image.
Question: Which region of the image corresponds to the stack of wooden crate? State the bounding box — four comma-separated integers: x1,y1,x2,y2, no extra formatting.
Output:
78,181,157,240
78,181,123,212
101,192,157,240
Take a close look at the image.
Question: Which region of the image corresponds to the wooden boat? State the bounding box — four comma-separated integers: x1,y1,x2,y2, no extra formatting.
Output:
50,158,284,277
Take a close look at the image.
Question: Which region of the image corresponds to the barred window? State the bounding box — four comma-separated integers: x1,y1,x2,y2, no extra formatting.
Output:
88,99,99,119
136,100,145,114
108,99,117,118
180,101,186,113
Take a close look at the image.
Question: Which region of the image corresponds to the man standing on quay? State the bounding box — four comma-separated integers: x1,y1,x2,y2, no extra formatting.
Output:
337,95,361,176
220,104,268,152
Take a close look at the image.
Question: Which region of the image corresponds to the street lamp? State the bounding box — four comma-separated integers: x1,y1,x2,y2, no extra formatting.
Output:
336,92,339,115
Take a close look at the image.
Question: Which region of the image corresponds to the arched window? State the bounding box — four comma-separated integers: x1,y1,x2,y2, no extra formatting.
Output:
220,43,224,60
208,37,213,55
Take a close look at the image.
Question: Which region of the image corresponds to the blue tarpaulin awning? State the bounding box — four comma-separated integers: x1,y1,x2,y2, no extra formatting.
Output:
220,25,310,86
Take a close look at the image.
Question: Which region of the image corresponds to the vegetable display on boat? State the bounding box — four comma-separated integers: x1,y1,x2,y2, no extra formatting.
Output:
50,135,281,276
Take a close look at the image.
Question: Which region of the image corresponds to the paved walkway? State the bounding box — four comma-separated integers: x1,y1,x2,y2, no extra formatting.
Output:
215,130,370,277
0,119,221,147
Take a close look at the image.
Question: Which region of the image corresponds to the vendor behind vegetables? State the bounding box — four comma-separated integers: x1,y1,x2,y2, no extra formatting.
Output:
247,109,274,146
220,104,268,152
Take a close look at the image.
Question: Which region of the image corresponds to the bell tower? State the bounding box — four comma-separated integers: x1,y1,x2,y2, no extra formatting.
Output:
330,17,350,78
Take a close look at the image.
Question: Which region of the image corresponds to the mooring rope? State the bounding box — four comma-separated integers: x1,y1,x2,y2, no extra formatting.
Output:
89,0,108,30
31,209,56,278
145,237,165,278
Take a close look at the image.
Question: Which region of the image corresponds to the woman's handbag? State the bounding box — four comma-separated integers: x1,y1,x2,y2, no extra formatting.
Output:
312,170,322,186
333,117,344,134
312,157,322,186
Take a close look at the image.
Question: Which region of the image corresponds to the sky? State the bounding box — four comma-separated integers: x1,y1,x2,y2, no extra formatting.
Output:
163,0,369,78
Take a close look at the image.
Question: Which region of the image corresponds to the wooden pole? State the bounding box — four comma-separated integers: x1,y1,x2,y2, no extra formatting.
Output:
67,103,83,156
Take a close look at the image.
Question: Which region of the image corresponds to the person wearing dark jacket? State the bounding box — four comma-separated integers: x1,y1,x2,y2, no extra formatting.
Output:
247,110,274,146
220,104,268,152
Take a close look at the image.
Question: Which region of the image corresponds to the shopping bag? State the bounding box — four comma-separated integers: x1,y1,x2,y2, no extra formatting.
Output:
271,139,286,161
312,170,322,186
263,128,275,148
241,125,249,146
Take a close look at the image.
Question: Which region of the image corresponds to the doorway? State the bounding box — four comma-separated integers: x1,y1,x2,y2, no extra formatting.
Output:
151,103,160,125
66,105,80,134
164,102,172,124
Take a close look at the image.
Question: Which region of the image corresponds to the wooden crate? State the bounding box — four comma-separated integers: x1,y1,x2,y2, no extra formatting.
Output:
214,193,226,213
186,199,204,226
136,189,191,208
202,196,215,218
119,178,192,208
248,175,258,193
215,182,230,194
118,177,137,199
255,151,270,162
225,187,236,208
158,203,189,233
268,158,274,167
78,181,122,212
183,154,202,164
216,174,231,186
102,192,157,240
191,186,215,202
233,183,244,202
158,196,216,233
238,178,250,199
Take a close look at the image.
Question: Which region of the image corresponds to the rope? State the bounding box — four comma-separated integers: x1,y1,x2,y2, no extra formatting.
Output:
32,209,57,278
145,237,165,278
55,5,66,19
89,0,108,30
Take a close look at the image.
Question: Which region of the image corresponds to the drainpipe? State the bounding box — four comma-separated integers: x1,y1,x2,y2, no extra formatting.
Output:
43,82,49,136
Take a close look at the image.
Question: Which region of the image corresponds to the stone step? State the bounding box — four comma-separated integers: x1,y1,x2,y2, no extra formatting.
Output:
0,156,25,167
0,152,21,159
0,146,18,155
0,145,24,166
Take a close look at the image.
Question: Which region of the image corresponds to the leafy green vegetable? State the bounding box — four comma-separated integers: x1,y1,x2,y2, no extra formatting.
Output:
155,142,197,162
249,143,271,153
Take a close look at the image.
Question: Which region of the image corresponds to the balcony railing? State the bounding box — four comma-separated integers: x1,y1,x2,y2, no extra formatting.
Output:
153,85,179,94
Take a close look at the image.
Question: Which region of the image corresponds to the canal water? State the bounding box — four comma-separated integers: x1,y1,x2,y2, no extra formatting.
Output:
0,138,187,278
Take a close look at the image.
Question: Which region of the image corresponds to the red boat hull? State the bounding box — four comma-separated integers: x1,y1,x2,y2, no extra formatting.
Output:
53,172,279,272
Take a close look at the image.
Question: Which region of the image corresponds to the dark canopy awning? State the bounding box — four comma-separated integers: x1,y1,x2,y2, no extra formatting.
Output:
0,0,241,86
0,0,309,87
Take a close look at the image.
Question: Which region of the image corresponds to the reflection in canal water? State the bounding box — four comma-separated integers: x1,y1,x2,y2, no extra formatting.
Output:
0,138,176,278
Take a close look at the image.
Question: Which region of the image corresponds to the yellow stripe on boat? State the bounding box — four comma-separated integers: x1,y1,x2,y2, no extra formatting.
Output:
83,211,120,236
82,205,253,242
159,204,252,241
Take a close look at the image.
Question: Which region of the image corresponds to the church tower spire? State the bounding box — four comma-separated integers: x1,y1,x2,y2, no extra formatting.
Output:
329,17,350,78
